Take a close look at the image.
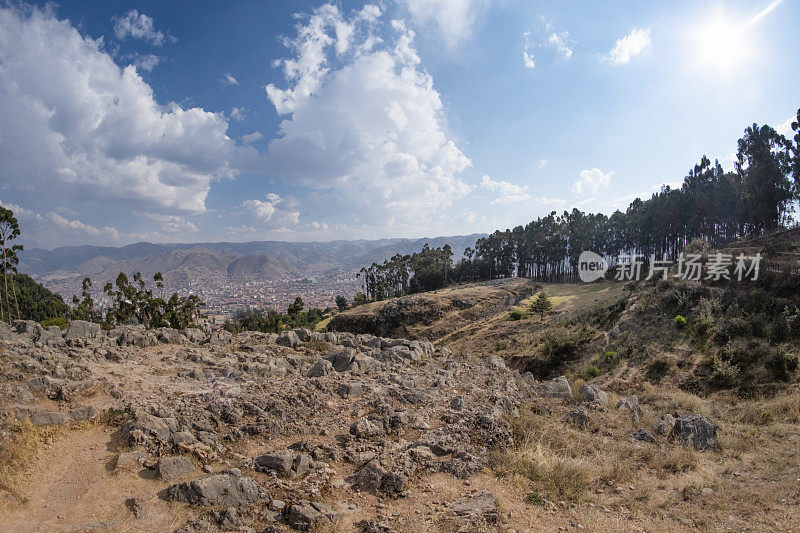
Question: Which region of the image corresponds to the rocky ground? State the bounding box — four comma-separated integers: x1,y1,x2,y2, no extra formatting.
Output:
0,317,793,532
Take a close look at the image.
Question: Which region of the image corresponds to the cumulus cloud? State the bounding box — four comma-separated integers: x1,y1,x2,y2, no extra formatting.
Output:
0,6,250,214
222,73,239,85
1,200,121,248
538,159,548,168
606,27,651,65
112,9,174,46
399,0,489,49
230,107,248,122
135,212,198,234
264,4,472,224
480,175,531,204
547,31,573,60
572,168,614,194
242,193,300,227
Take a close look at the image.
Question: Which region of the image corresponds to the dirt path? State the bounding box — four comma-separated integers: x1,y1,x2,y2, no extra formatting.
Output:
1,426,181,533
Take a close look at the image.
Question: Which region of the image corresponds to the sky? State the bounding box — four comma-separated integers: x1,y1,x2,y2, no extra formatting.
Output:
0,0,798,250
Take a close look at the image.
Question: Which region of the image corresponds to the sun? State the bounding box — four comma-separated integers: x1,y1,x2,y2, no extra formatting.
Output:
691,13,752,75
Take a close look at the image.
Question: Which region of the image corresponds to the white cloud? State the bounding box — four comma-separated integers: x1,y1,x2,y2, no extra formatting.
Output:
572,168,614,194
112,9,173,46
242,132,264,144
547,31,573,60
2,200,121,247
222,73,239,85
264,4,472,225
230,107,248,122
538,159,548,168
480,174,531,204
0,6,250,214
135,212,198,234
399,0,490,49
242,193,299,227
523,44,535,69
776,115,796,137
132,53,160,72
606,27,651,65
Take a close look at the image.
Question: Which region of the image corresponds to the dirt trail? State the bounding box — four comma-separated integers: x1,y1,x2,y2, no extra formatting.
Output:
1,426,180,533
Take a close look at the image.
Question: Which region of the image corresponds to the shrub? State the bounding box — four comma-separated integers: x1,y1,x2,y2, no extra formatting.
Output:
603,351,617,364
710,357,740,389
40,317,68,330
581,365,601,379
525,325,595,378
674,315,687,329
509,309,528,321
767,347,799,381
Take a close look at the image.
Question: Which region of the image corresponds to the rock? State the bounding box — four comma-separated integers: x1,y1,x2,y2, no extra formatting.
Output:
211,507,239,531
293,328,312,342
349,459,408,495
13,320,44,340
652,413,677,437
287,500,340,531
536,376,572,399
69,405,99,422
158,456,195,480
563,407,589,428
155,327,183,344
64,320,102,341
166,472,262,507
578,384,608,407
126,496,149,518
325,345,357,372
115,451,149,472
337,383,363,398
670,414,718,451
276,330,301,348
268,499,285,511
29,410,68,426
350,417,386,439
208,330,232,345
450,490,499,524
182,328,208,344
253,449,295,476
307,358,334,377
629,428,656,443
616,395,643,421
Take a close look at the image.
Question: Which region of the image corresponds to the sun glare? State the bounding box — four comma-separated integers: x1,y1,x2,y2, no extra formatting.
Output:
691,14,751,75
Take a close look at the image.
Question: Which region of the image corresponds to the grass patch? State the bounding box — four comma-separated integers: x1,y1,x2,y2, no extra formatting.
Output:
304,340,330,353
0,418,64,502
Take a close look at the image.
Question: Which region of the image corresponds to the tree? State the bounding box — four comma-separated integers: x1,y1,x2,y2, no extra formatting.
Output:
353,292,368,307
71,277,100,322
288,296,304,317
335,295,349,311
0,206,22,323
530,292,554,320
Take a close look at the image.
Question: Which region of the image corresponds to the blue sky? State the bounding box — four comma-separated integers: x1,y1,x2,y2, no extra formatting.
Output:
1,0,798,249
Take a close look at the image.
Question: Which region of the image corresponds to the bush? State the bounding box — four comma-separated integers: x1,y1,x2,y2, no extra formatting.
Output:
767,347,799,381
710,357,740,389
674,315,687,329
509,309,528,321
603,351,617,364
581,365,601,379
525,326,595,378
40,317,68,330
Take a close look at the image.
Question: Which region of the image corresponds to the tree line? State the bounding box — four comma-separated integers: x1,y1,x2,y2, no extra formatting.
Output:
353,109,800,298
222,296,328,334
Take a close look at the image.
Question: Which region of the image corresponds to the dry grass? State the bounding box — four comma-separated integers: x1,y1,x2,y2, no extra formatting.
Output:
0,418,64,503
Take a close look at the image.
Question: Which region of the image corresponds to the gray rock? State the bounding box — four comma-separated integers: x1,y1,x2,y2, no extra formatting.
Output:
208,329,232,345
13,320,43,340
268,499,285,511
450,490,499,523
348,459,407,495
337,383,363,398
563,407,590,428
276,330,301,348
166,472,262,507
253,449,295,476
69,405,99,422
350,417,386,439
536,375,572,399
325,345,357,372
182,328,207,344
158,456,195,480
287,500,340,531
616,395,643,421
579,384,608,407
64,320,102,340
114,450,149,472
30,410,68,426
670,414,718,451
293,328,312,342
629,428,656,443
307,358,333,378
652,413,677,437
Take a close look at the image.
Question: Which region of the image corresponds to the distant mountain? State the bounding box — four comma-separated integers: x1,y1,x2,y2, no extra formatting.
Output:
20,234,486,302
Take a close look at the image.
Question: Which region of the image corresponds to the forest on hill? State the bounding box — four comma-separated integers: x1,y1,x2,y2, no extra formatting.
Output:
356,111,800,301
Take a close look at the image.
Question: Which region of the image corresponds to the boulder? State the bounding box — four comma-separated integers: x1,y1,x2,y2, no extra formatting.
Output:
652,413,677,437
13,320,43,340
182,328,207,344
563,407,590,428
536,376,572,399
158,456,195,480
166,471,262,507
325,345,357,372
287,500,340,531
670,414,718,451
29,410,68,426
616,395,643,421
307,359,333,378
578,384,608,407
64,320,102,341
276,330,301,348
208,330,232,345
629,428,656,443
293,328,312,342
348,459,408,495
450,490,499,524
